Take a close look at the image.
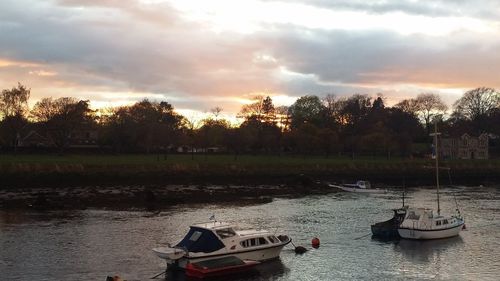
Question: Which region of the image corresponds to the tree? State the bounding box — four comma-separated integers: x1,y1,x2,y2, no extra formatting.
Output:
261,96,275,123
453,87,500,121
289,95,326,128
100,100,184,154
339,94,372,126
239,95,276,123
394,99,419,116
275,105,291,131
0,83,31,151
414,93,448,133
198,118,230,158
210,106,223,120
238,95,265,121
32,97,94,153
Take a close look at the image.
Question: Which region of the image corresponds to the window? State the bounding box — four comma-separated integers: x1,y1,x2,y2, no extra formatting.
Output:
250,238,256,246
241,237,269,248
436,221,441,226
216,228,236,239
443,219,448,225
407,211,420,220
268,236,279,244
189,231,202,241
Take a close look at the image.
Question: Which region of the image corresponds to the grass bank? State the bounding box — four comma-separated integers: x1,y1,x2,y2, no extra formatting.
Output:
1,154,500,188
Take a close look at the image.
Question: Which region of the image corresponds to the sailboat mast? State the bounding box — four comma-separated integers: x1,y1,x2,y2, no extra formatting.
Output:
433,122,441,215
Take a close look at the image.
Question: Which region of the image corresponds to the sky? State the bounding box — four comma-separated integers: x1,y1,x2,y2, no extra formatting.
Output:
1,0,499,120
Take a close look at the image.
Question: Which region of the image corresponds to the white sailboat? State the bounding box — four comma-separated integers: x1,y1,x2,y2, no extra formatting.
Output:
397,123,465,240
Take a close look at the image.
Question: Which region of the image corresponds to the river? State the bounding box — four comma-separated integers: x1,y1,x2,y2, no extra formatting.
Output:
1,186,499,281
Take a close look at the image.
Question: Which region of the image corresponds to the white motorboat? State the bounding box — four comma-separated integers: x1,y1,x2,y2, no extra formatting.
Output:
397,123,465,240
329,181,387,194
153,221,291,269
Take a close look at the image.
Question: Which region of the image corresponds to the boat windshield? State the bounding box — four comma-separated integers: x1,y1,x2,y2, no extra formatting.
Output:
216,228,236,239
176,227,225,253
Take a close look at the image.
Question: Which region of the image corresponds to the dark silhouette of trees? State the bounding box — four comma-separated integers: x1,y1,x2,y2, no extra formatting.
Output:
3,82,499,158
100,100,184,153
289,95,325,128
0,83,31,152
32,97,94,153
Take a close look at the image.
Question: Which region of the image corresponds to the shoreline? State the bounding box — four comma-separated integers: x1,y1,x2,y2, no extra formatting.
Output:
0,181,336,211
2,155,500,210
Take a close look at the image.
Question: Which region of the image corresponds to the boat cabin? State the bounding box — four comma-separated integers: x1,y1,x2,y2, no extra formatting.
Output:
174,221,288,254
356,181,371,189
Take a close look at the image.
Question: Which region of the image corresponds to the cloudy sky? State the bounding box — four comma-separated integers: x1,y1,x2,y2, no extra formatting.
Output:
1,0,499,118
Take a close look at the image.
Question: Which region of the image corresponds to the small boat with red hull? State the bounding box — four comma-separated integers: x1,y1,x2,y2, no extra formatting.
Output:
185,256,259,279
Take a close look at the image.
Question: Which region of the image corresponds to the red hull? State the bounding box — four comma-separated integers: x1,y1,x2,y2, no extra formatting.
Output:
185,259,259,279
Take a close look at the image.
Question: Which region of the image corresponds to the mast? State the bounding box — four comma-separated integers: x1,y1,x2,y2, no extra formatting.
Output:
430,122,441,215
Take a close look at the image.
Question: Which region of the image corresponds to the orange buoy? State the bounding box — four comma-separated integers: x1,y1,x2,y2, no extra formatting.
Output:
311,237,320,248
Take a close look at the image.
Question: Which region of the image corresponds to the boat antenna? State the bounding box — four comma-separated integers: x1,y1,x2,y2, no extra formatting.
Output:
402,177,406,208
430,121,441,215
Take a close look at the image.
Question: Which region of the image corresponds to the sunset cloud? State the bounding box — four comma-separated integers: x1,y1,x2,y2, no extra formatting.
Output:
0,0,499,115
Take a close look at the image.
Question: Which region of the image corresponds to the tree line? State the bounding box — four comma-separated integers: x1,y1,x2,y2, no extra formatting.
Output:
1,83,499,158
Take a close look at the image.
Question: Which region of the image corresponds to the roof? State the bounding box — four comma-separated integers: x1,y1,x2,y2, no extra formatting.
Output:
236,229,270,236
193,221,233,230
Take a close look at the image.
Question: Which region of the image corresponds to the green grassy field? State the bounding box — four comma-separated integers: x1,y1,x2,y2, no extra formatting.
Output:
0,153,428,165
1,153,499,187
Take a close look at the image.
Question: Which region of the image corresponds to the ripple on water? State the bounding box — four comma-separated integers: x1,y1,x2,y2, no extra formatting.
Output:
0,187,499,281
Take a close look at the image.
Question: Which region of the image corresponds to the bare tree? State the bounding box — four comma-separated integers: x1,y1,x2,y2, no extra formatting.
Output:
453,87,500,120
0,83,30,118
210,106,223,120
414,93,448,133
395,99,419,115
238,95,265,120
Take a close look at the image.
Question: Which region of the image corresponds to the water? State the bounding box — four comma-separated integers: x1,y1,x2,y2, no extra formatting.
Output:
1,187,499,281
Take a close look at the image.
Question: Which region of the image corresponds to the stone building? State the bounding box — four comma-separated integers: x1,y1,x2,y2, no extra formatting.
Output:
439,133,489,159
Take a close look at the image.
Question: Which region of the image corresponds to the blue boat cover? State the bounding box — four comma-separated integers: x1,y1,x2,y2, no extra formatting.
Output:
176,227,225,253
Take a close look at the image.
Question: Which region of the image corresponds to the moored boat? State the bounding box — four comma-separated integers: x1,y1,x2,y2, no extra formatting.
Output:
185,256,259,279
397,207,464,239
371,207,407,240
329,181,387,194
152,220,291,269
397,123,465,240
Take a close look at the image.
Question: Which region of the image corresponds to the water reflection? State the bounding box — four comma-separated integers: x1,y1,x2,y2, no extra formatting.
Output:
0,187,499,281
395,236,464,262
163,259,288,281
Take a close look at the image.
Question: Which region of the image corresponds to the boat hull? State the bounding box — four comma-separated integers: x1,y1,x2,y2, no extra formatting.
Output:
398,222,464,240
169,242,289,269
329,184,386,194
185,257,259,279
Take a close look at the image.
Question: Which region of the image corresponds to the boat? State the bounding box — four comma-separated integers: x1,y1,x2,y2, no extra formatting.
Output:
185,256,259,279
371,207,407,240
152,220,291,269
397,123,465,240
329,181,387,193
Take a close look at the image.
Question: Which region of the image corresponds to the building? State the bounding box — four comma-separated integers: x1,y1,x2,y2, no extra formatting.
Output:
439,133,489,159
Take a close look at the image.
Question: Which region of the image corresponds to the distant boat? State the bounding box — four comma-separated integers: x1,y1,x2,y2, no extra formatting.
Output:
152,220,291,269
397,123,465,240
329,181,387,194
